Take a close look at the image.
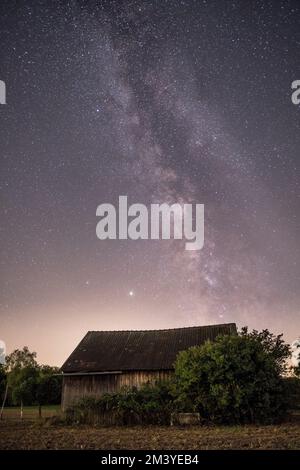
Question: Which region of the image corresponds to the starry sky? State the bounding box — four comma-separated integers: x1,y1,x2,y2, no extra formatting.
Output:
0,0,299,366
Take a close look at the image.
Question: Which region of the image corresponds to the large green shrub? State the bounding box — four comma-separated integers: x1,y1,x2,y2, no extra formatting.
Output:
173,328,290,424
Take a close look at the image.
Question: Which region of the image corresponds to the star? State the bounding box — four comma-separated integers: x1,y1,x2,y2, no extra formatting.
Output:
0,0,299,366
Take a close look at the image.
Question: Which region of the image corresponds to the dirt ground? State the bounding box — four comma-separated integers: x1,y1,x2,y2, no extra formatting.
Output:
1,421,300,450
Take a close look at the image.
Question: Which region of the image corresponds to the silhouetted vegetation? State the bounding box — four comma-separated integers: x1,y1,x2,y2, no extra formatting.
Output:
67,381,173,425
284,377,300,411
1,329,298,426
173,328,291,424
67,328,297,426
0,347,61,418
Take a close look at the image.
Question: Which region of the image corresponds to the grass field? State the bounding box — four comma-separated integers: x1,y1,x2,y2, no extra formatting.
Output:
0,405,61,420
0,421,300,449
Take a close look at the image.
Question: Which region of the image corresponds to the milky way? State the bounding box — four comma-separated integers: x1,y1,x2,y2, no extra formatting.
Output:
0,0,299,365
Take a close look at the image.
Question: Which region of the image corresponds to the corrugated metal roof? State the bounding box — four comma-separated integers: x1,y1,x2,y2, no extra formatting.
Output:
61,323,237,373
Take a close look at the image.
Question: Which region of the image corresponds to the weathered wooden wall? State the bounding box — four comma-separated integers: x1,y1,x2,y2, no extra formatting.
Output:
62,370,173,410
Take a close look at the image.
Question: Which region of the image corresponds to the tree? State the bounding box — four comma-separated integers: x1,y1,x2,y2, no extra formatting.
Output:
174,328,291,424
240,327,290,375
8,366,39,418
1,347,62,419
4,347,39,419
36,366,62,417
5,347,37,371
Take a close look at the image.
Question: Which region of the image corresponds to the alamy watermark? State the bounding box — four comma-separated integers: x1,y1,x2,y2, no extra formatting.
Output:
291,80,300,105
0,80,6,104
96,196,204,251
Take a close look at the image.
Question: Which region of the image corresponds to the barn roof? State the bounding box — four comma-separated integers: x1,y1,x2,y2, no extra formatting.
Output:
61,323,237,374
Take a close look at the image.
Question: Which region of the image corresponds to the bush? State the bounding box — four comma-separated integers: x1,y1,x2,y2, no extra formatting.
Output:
173,328,290,424
67,381,173,425
36,367,62,406
283,377,300,411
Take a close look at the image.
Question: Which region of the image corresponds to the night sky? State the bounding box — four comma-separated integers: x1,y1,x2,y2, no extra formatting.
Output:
0,0,299,366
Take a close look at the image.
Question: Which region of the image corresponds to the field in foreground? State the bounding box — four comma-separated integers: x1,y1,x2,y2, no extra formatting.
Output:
0,421,300,450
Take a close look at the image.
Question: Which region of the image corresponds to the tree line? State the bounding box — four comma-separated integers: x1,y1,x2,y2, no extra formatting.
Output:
0,328,299,424
0,347,62,419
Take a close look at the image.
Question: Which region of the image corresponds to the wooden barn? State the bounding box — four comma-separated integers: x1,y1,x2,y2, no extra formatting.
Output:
61,323,237,410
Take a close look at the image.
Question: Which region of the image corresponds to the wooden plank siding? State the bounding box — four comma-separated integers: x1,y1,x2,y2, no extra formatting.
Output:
62,370,173,410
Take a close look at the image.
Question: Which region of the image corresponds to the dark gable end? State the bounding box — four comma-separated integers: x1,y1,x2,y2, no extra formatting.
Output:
61,323,237,374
